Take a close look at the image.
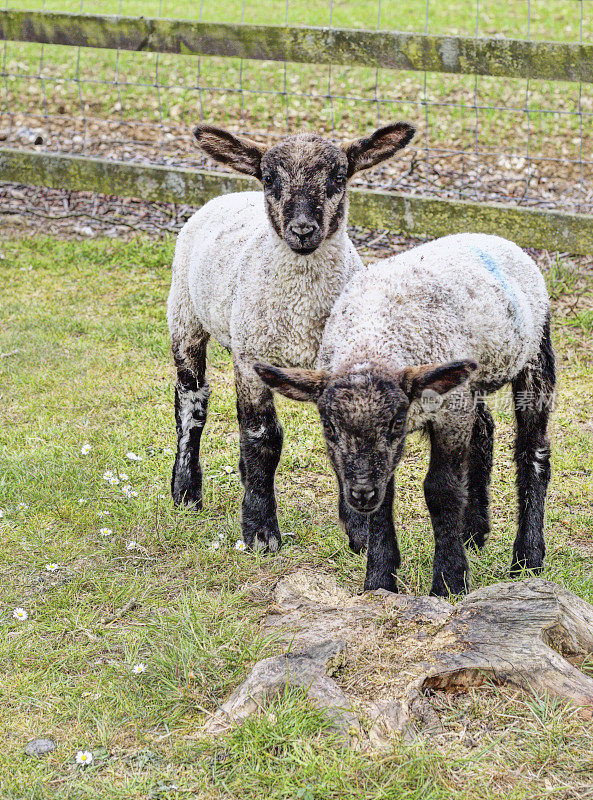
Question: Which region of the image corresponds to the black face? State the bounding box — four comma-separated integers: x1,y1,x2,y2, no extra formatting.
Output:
195,122,416,255
317,373,410,513
260,136,349,254
253,356,477,515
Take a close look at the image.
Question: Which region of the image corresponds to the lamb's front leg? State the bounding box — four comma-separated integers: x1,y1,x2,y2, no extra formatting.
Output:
171,333,210,508
424,421,472,597
363,478,401,592
235,363,284,552
338,477,369,554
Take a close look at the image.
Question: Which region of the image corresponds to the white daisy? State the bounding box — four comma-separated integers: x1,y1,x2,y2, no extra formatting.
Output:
132,662,146,674
223,465,234,474
121,485,138,498
209,540,220,551
163,447,173,456
235,540,247,551
103,470,114,481
99,528,113,537
81,443,92,455
45,563,59,572
108,476,120,485
98,510,110,517
119,473,129,481
77,498,87,505
126,452,142,461
18,503,29,511
13,607,28,621
75,750,93,766
126,541,137,551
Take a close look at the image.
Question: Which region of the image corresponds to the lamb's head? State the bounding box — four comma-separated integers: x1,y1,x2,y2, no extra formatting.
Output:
254,359,477,513
194,123,415,254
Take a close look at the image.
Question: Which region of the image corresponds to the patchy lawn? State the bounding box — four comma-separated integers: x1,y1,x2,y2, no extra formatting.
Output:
0,234,592,799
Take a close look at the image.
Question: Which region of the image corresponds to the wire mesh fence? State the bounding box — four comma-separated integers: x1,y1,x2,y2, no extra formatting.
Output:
1,0,592,238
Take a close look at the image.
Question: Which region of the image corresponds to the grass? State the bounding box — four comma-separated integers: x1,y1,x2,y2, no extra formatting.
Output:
0,233,592,799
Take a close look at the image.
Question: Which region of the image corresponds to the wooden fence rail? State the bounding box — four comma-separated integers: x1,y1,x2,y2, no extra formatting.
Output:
2,148,592,254
0,10,592,82
2,11,593,252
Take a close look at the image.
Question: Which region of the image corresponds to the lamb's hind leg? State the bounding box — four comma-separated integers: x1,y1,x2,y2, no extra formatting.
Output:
235,363,283,553
510,316,555,575
462,398,494,551
171,332,210,508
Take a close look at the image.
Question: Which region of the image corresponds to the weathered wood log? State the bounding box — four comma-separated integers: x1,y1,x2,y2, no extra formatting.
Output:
203,572,593,747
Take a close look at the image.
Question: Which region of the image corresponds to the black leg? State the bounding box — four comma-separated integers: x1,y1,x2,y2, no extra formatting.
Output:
510,316,555,575
171,336,210,508
236,367,284,553
462,398,494,551
424,423,471,597
338,476,369,554
363,478,401,592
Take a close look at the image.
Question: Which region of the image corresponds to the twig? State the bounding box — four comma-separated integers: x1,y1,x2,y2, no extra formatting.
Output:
100,598,138,625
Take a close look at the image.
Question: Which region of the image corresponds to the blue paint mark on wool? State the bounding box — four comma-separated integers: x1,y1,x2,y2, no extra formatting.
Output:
471,247,523,332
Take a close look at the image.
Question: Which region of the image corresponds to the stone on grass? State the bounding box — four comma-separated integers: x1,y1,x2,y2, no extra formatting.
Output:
24,738,56,757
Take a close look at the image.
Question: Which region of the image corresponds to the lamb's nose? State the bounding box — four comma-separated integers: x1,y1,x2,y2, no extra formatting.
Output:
289,219,317,238
349,486,378,508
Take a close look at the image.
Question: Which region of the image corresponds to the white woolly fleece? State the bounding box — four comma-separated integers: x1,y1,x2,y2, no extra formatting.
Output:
167,191,363,372
318,233,550,387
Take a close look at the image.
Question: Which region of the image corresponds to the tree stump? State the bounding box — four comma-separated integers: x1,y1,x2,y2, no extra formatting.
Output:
203,572,593,747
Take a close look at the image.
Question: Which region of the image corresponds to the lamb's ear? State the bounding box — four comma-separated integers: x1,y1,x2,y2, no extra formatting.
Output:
399,359,479,402
254,363,329,402
194,125,266,179
342,122,416,178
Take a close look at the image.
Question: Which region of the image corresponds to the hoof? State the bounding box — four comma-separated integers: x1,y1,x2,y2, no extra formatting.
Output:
171,488,203,510
430,575,469,599
510,559,544,577
462,532,487,552
245,532,282,554
348,536,367,555
364,573,398,593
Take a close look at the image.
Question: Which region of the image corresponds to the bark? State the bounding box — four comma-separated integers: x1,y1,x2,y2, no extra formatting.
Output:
203,572,593,747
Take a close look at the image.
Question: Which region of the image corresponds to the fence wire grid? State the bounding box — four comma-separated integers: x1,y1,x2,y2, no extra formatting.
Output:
1,0,592,236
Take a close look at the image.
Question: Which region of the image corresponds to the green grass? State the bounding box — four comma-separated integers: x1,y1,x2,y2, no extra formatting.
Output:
0,234,592,799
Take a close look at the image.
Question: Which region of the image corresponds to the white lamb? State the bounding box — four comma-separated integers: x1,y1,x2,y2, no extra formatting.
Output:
255,233,555,596
167,122,415,551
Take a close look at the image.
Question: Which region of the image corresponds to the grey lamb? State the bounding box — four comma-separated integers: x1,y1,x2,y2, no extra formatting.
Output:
256,233,555,597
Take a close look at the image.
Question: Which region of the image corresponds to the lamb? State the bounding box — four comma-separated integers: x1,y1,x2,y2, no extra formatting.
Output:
167,121,416,552
254,233,555,597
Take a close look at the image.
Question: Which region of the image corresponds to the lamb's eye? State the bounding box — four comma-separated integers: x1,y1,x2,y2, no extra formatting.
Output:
327,172,347,196
262,172,281,198
388,414,405,440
